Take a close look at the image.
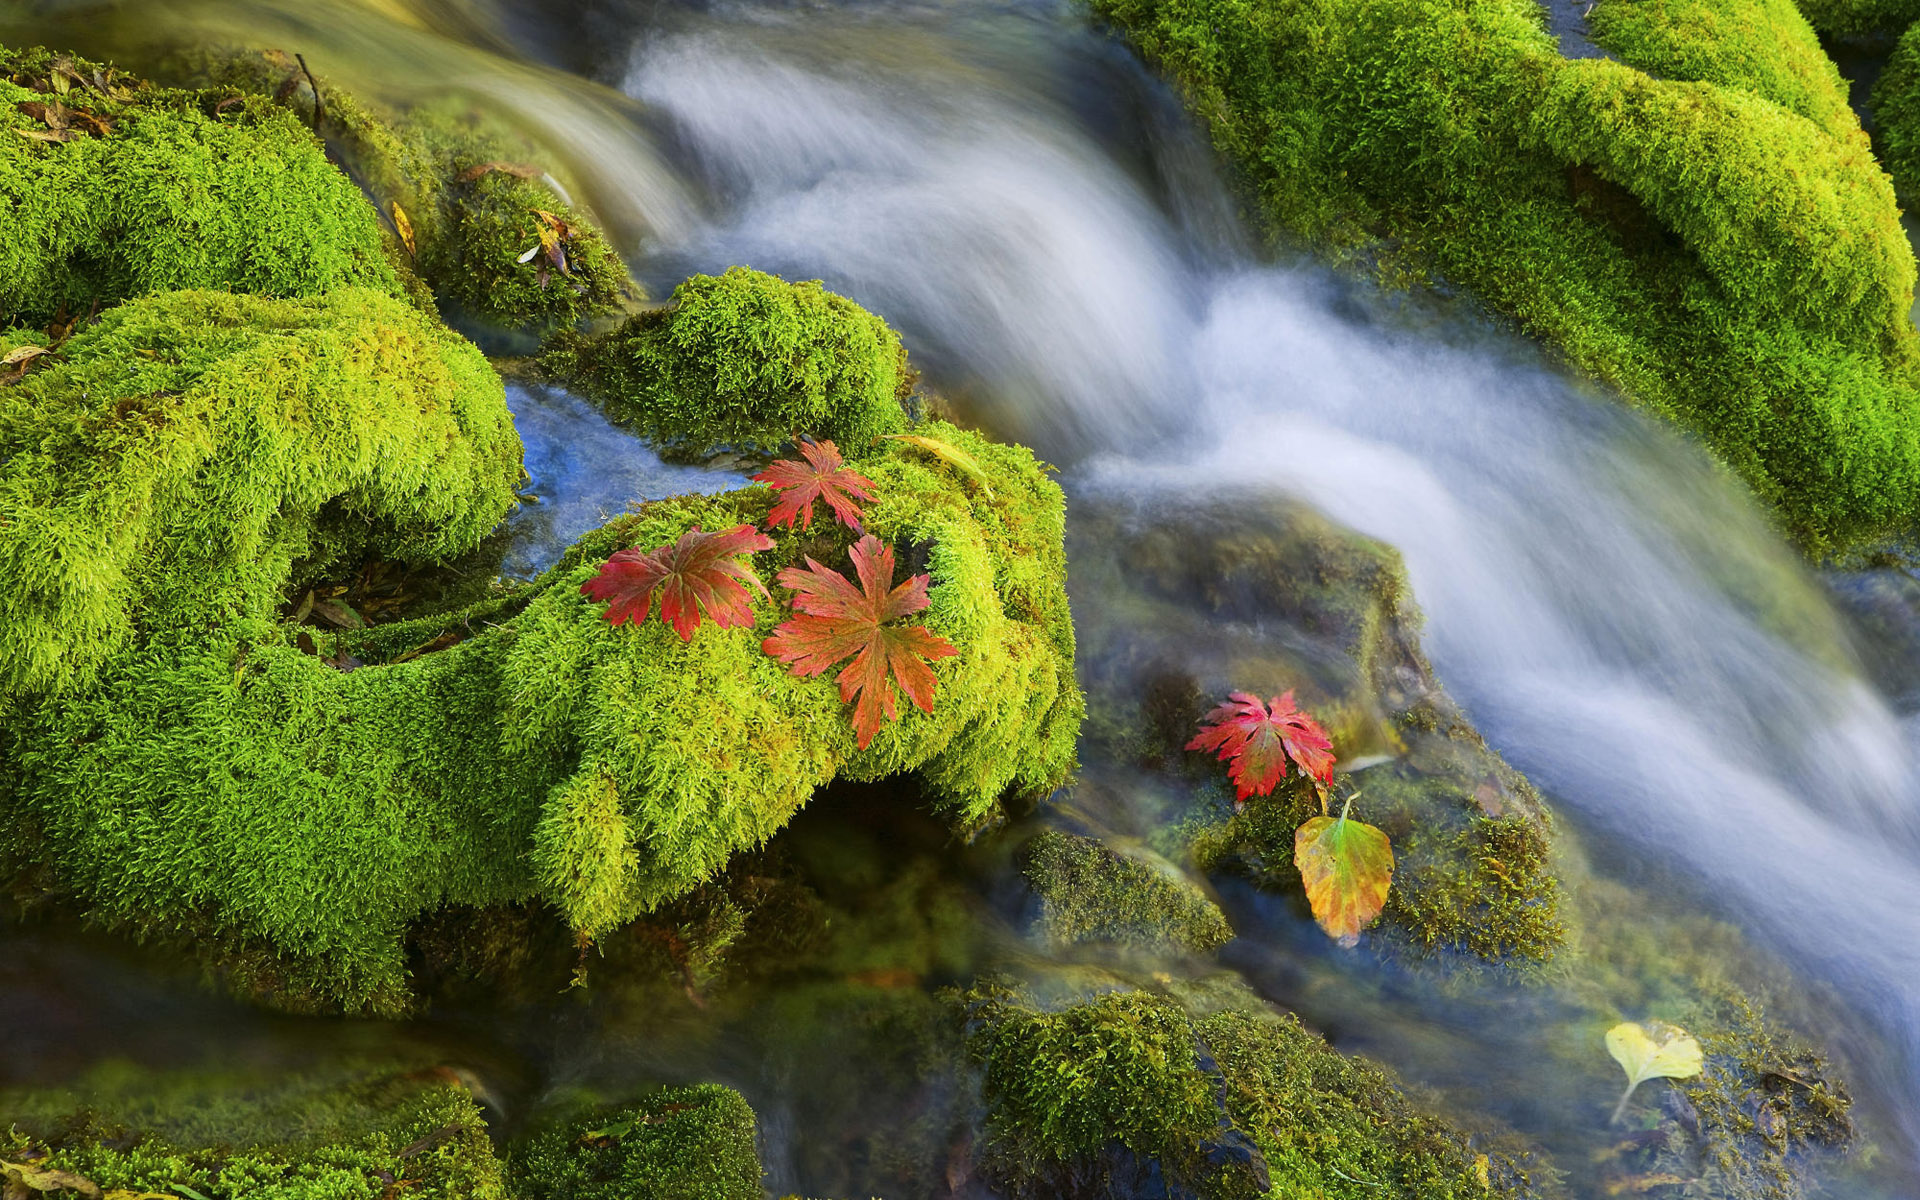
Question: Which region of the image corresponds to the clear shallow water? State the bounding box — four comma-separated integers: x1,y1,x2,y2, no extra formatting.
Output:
501,383,747,578
7,0,1920,1194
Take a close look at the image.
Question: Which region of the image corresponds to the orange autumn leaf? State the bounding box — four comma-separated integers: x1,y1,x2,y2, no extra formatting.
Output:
1293,807,1393,946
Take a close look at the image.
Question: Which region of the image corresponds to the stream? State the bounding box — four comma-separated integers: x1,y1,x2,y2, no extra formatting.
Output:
5,0,1920,1196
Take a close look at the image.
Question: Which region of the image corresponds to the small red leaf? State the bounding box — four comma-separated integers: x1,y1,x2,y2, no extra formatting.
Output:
1186,690,1335,803
763,534,958,749
581,524,774,641
752,439,877,532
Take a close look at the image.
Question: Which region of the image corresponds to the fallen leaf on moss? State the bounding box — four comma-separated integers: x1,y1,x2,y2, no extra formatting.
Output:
764,534,957,748
2,345,50,365
754,438,876,531
390,200,416,256
583,524,774,641
2,1159,103,1199
1293,805,1394,946
1606,1020,1703,1124
884,433,994,498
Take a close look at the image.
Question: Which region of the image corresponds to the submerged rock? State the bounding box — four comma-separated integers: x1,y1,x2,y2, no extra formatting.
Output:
1071,494,1563,966
511,1085,762,1200
1021,829,1233,955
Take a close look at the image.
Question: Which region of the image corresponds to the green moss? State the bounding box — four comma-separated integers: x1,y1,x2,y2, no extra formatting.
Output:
1792,0,1920,37
960,982,1555,1199
0,284,1078,1012
1588,0,1858,139
3,1060,508,1200
1021,830,1232,953
511,1085,762,1200
178,47,633,333
544,267,912,454
0,45,400,330
1089,0,1920,551
1871,21,1920,207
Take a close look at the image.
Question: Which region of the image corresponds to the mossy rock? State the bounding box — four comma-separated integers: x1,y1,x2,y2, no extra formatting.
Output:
176,47,633,333
1089,0,1920,551
0,286,1080,1014
510,1085,762,1200
2,1060,509,1200
1870,20,1920,207
1793,0,1920,37
959,980,1558,1199
543,266,912,455
1021,829,1233,954
1072,495,1563,965
0,44,401,330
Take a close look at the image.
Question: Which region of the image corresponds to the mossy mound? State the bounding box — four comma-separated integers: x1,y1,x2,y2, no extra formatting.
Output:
1794,0,1920,37
1090,0,1920,551
1021,829,1233,954
0,45,401,330
177,48,632,334
0,283,1079,1014
1871,21,1920,207
2,1060,509,1200
511,1086,762,1200
960,981,1558,1199
544,266,912,455
1072,496,1563,965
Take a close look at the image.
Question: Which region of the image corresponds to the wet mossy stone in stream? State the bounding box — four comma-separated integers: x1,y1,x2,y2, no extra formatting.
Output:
1072,496,1563,965
511,1085,762,1200
0,278,1079,1013
959,981,1558,1200
0,45,402,330
1871,22,1920,208
543,266,913,455
1021,829,1233,954
174,47,634,334
1089,0,1920,552
1,1060,510,1200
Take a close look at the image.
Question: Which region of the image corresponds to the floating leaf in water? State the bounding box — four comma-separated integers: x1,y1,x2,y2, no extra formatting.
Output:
754,438,876,531
1605,1020,1703,1124
1293,798,1393,946
390,200,416,256
884,433,994,498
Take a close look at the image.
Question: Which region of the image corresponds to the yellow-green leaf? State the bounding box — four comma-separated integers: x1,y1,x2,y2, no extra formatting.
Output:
1605,1020,1702,1123
884,433,995,498
390,200,416,256
1292,812,1393,946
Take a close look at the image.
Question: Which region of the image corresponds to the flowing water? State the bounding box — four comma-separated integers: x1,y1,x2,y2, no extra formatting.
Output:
7,0,1920,1195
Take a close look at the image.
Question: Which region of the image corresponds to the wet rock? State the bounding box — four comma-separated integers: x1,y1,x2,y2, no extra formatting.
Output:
1020,830,1233,955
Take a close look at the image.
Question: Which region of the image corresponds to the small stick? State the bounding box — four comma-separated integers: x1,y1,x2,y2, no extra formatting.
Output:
294,52,325,131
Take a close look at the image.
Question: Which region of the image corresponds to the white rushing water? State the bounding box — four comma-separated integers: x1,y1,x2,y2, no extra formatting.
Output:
615,7,1920,1161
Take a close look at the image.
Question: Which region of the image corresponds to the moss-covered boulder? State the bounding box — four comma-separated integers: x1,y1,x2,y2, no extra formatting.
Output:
511,1086,762,1200
960,980,1557,1199
0,45,401,329
1072,496,1563,965
544,266,912,454
1021,829,1233,954
0,286,1078,1014
1870,21,1920,207
176,47,633,333
1089,0,1920,551
2,1059,509,1200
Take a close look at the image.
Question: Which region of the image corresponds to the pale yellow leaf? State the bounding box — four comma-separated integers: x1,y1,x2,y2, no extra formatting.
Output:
390,200,416,256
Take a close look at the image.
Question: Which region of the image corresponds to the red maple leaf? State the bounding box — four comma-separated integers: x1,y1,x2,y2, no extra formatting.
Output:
763,534,958,749
752,439,877,532
581,524,775,641
1186,690,1336,804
